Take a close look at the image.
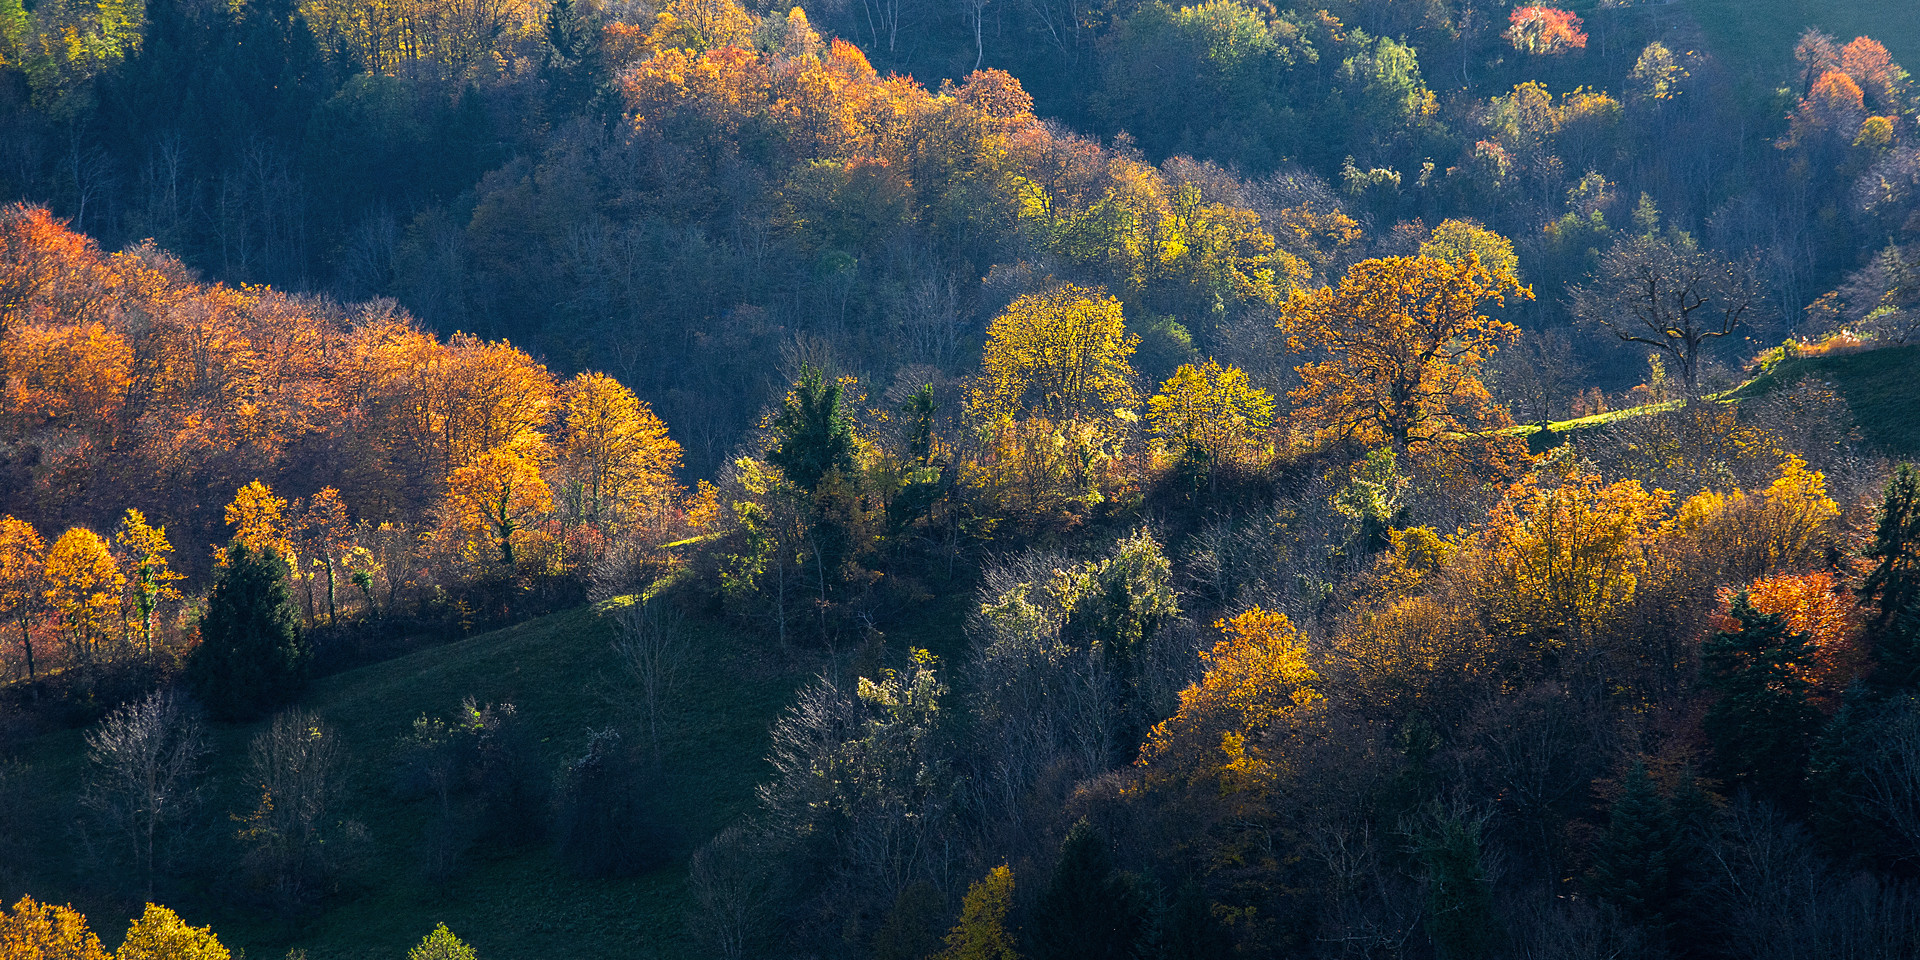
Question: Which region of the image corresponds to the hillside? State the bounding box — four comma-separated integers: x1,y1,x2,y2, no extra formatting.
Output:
7,604,809,960
1681,0,1920,75
1517,343,1920,456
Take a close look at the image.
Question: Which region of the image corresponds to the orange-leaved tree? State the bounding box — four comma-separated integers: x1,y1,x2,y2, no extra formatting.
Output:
0,515,47,678
1139,607,1321,792
0,896,108,960
448,441,554,568
225,480,293,561
1714,571,1865,712
1281,253,1529,451
1505,6,1586,56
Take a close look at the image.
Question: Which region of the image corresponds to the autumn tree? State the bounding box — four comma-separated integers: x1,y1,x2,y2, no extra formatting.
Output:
186,542,307,721
1139,607,1320,788
407,924,477,960
224,481,294,561
43,527,125,668
114,904,230,960
0,515,46,678
937,865,1021,960
293,489,353,626
1147,360,1275,478
1569,235,1765,397
1281,254,1528,450
560,372,682,528
114,510,182,658
970,286,1140,428
1504,6,1586,56
0,896,108,960
447,442,554,568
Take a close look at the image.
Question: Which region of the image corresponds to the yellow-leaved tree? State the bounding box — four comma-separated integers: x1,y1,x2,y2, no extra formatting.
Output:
969,285,1140,428
935,864,1020,960
560,372,683,529
224,480,293,560
0,896,108,960
1281,254,1529,450
0,515,47,678
448,441,554,567
1140,607,1321,792
1147,359,1275,475
114,510,183,658
114,903,230,960
43,527,125,667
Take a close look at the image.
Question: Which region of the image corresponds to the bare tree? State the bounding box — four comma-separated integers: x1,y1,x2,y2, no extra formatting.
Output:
237,709,367,913
1857,698,1920,867
609,596,691,757
81,688,207,899
688,824,784,960
1571,234,1767,397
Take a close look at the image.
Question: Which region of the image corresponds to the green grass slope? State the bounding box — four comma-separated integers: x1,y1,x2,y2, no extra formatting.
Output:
9,604,808,960
1679,0,1920,75
1514,343,1920,457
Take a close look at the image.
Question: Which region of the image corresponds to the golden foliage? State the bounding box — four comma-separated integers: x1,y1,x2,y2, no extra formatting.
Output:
42,527,124,660
1147,360,1275,469
1282,254,1528,450
1713,571,1865,712
561,372,684,527
936,865,1020,960
447,441,554,567
224,481,293,561
970,285,1139,428
0,896,108,960
1140,608,1320,790
114,904,229,960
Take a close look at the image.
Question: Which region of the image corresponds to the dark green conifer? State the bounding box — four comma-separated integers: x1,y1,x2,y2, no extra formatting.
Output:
1029,820,1148,960
1589,762,1682,928
769,364,856,492
1701,593,1821,806
186,542,309,721
1859,463,1920,630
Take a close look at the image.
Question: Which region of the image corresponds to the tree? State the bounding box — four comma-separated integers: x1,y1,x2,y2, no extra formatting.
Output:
1702,594,1822,806
767,365,856,492
609,595,690,757
1860,463,1920,630
561,372,682,528
1281,254,1527,451
447,442,554,568
1588,762,1684,929
1139,607,1320,787
1504,7,1585,56
0,515,46,679
1416,807,1499,960
407,924,476,960
293,489,352,626
0,896,108,960
1028,820,1148,960
970,286,1140,428
114,904,229,960
42,527,125,668
236,709,363,912
937,865,1021,960
224,481,293,561
1146,360,1274,478
114,510,182,659
1569,235,1765,397
83,690,207,899
186,542,307,721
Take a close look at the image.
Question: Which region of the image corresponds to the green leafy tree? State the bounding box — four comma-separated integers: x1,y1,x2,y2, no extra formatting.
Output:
768,365,856,492
1702,594,1822,805
408,924,477,960
186,543,309,721
1028,820,1148,960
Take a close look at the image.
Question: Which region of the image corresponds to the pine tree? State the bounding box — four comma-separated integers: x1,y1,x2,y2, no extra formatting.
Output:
1859,463,1920,630
1029,821,1148,960
1588,762,1682,928
768,365,856,492
1418,810,1499,960
185,542,308,721
1702,593,1821,806
1137,880,1230,960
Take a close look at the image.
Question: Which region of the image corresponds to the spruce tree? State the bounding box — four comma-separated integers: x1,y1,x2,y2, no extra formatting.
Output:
1860,462,1920,630
1418,810,1499,960
1029,820,1148,960
186,542,308,721
1701,594,1821,806
1137,880,1231,960
768,365,856,492
1588,763,1682,929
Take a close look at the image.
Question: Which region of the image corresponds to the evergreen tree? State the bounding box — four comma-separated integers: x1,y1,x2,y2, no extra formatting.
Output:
1418,810,1499,960
1029,821,1148,960
768,365,856,492
1588,762,1682,929
185,542,308,721
1860,463,1920,630
1869,599,1920,693
1702,593,1821,806
1137,880,1230,960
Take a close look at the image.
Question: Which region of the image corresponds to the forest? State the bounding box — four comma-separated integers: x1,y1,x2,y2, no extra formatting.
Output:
1,0,1920,956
